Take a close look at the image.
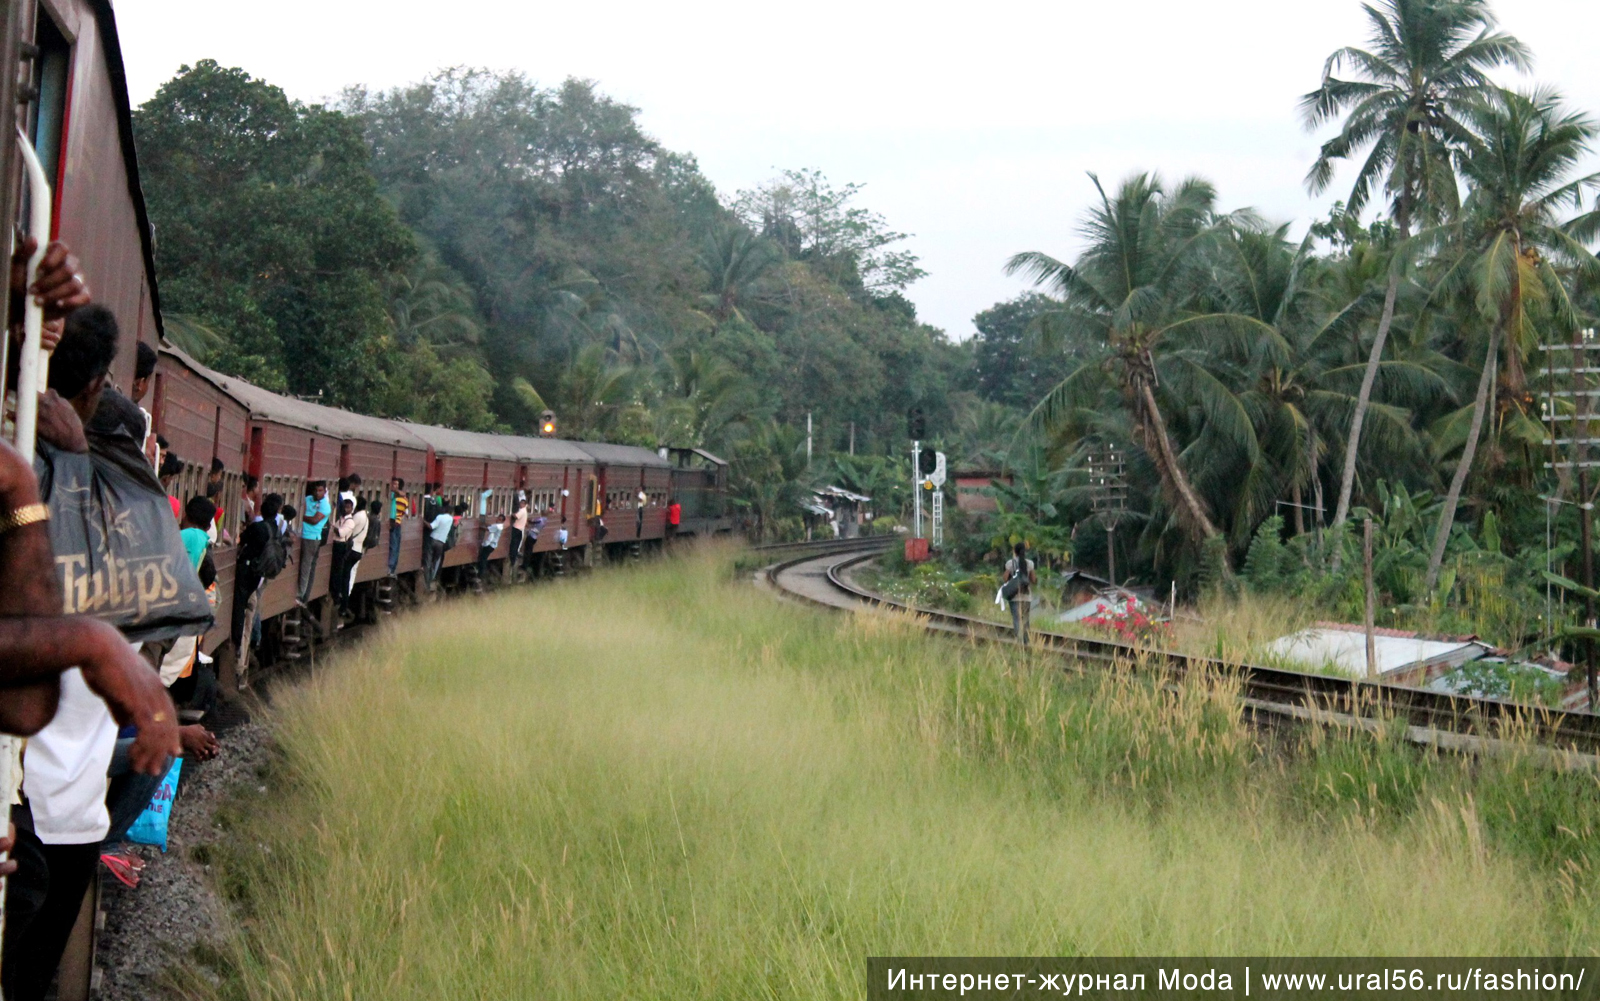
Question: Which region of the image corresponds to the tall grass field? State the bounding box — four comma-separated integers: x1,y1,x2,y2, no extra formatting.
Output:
191,548,1600,999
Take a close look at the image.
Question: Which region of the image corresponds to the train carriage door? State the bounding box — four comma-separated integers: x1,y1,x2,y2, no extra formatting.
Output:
248,427,264,481
26,11,72,231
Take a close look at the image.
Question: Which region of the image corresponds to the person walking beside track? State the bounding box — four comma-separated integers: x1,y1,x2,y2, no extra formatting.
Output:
387,477,408,577
1002,542,1037,647
296,481,330,605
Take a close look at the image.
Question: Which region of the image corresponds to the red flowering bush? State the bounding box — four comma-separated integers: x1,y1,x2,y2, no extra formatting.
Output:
1081,595,1173,645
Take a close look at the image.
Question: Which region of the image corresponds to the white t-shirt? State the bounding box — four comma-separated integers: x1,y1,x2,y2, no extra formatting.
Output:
23,667,117,844
483,523,504,550
429,512,454,543
349,509,371,553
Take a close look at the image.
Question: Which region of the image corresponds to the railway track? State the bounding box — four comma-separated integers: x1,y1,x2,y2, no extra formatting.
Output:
764,541,1600,762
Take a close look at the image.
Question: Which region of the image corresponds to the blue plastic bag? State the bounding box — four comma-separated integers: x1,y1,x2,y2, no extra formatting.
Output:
125,757,183,852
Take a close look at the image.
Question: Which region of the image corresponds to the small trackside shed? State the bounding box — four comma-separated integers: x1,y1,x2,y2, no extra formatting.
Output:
574,442,673,545
500,435,596,555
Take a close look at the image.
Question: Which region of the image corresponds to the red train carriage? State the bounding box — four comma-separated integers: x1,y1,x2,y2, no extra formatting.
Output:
500,435,597,559
303,408,429,590
12,0,164,391
152,347,250,653
402,424,524,572
193,367,343,621
574,442,672,549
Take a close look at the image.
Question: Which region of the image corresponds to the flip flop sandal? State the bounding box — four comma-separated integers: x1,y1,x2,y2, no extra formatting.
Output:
100,853,141,889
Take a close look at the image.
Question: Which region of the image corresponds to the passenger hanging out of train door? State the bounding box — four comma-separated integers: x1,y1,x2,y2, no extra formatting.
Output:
508,498,528,582
297,482,330,605
424,503,452,590
387,477,408,577
130,342,158,468
478,514,506,585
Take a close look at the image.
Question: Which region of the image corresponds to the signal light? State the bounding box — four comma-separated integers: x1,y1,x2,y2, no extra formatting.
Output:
539,410,557,438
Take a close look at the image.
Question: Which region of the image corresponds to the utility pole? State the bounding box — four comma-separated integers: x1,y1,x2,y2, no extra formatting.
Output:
1089,442,1127,585
1363,517,1376,679
1579,329,1597,708
849,422,855,456
912,439,922,540
806,412,813,466
1543,328,1600,707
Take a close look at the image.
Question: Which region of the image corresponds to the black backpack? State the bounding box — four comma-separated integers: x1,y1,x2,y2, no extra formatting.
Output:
445,519,461,550
252,521,288,579
362,516,382,552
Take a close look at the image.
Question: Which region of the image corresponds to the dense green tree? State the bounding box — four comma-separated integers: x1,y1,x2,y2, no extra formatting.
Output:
970,293,1076,409
135,61,417,410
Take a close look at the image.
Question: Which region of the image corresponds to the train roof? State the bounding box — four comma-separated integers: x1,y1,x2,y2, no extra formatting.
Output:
498,435,597,464
159,345,429,447
400,423,523,462
573,441,673,468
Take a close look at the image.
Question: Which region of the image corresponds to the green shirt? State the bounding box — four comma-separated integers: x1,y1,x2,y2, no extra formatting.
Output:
180,527,209,571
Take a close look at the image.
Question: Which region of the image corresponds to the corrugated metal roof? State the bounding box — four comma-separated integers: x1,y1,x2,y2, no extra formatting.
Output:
498,435,597,464
573,441,672,467
1265,627,1491,680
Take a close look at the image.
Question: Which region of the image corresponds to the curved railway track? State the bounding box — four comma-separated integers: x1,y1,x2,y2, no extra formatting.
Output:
764,540,1600,762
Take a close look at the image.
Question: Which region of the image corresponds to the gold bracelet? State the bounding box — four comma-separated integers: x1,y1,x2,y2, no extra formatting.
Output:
0,502,48,535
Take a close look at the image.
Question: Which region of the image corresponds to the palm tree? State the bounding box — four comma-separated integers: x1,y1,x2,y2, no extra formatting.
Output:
652,345,754,450
515,342,640,441
1301,0,1528,534
1420,87,1600,591
697,223,781,324
1209,224,1443,538
1007,173,1279,553
386,256,484,359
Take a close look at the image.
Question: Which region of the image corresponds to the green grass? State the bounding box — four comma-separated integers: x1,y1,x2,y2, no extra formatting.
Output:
189,547,1600,1000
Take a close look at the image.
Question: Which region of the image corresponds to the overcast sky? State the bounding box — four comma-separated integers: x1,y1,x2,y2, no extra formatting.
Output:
114,0,1600,340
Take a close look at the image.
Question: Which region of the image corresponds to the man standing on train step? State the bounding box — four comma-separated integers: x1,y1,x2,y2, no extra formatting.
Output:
423,503,453,589
387,477,408,577
478,514,506,585
508,498,528,582
297,481,330,605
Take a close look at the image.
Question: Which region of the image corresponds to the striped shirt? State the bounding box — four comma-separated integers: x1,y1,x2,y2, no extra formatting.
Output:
390,492,410,525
